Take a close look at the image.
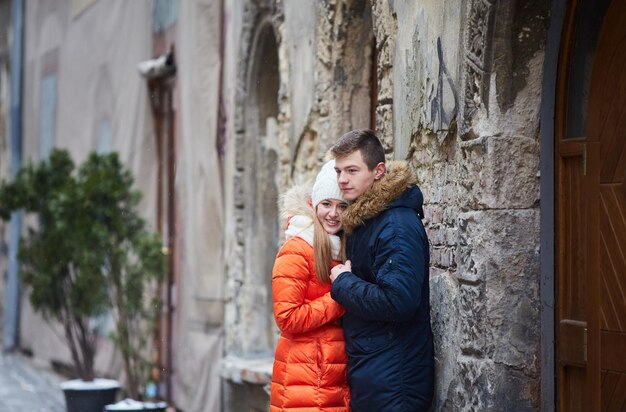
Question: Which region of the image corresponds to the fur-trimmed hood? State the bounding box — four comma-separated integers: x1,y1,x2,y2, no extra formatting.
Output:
279,183,315,225
278,182,342,258
341,161,423,234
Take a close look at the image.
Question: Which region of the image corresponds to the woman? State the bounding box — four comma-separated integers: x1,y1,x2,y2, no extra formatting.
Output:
270,160,350,411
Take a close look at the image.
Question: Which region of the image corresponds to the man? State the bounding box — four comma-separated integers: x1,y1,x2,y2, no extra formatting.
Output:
329,129,434,411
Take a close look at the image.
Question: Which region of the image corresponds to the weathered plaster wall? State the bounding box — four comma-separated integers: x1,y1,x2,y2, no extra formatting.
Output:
16,0,158,379
0,0,10,340
283,0,316,153
172,1,225,410
392,1,461,156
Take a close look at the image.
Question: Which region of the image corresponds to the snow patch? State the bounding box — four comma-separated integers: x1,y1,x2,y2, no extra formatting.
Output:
105,398,168,410
60,378,120,390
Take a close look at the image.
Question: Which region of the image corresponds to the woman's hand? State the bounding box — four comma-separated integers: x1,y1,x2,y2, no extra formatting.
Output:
330,260,351,283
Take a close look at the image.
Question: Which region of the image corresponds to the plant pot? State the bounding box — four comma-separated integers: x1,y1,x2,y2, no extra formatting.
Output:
104,398,168,412
60,378,120,412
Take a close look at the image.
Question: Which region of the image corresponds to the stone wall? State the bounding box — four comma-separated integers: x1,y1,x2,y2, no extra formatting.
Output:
221,0,551,410
399,0,548,410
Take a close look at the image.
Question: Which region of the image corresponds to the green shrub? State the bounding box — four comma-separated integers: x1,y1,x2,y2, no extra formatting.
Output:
0,149,165,400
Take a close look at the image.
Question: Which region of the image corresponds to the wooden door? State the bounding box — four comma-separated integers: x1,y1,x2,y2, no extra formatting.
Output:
588,2,626,409
556,0,626,410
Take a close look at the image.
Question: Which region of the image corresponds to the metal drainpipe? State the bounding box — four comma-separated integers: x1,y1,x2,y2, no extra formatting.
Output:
3,0,24,351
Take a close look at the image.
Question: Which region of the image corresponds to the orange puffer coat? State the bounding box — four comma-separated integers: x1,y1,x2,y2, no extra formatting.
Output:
270,232,350,411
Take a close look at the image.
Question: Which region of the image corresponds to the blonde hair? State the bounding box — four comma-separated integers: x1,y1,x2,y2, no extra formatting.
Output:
312,213,345,284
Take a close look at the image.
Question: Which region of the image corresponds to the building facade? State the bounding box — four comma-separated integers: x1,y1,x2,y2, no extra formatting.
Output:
1,0,225,410
0,0,11,343
1,0,624,411
220,0,626,410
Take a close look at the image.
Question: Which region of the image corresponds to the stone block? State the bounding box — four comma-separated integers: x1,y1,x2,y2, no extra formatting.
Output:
378,36,395,69
435,246,455,268
240,284,272,354
372,0,396,70
419,162,456,204
456,209,539,285
459,135,539,210
442,355,538,412
430,270,460,353
445,227,457,246
489,362,539,411
430,271,461,411
443,356,491,411
459,283,485,355
233,93,245,134
456,209,540,370
424,204,444,225
378,70,393,102
235,132,246,171
235,211,245,245
446,247,456,268
430,246,444,267
427,226,446,246
488,294,539,374
229,242,244,282
234,173,244,208
376,104,394,151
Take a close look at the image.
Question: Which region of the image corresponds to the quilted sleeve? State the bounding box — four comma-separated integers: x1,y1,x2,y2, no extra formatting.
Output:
331,209,428,322
272,239,345,334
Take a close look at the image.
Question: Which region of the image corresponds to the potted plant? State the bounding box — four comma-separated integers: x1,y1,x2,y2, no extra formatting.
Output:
83,152,167,408
0,149,166,411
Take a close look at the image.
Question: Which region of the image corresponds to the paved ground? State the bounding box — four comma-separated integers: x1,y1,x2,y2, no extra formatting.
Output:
0,351,66,412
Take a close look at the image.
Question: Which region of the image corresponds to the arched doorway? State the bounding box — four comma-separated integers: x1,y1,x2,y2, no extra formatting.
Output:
555,0,626,409
221,8,283,410
242,20,280,355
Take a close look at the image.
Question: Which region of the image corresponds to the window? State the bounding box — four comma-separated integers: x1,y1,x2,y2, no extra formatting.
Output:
564,0,611,139
153,0,179,33
97,120,112,154
39,73,57,159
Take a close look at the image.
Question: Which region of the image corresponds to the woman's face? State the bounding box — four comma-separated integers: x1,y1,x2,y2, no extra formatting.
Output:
316,199,348,235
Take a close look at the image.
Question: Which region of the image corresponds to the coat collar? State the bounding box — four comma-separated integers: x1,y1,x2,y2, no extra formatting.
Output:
340,161,416,234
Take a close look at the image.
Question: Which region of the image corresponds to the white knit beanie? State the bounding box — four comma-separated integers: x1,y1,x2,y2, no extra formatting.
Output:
311,160,346,208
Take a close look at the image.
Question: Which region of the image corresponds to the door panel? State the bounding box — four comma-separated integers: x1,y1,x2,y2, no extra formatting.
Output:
601,370,626,411
588,1,626,410
556,0,626,410
599,186,626,332
556,139,597,410
558,144,588,322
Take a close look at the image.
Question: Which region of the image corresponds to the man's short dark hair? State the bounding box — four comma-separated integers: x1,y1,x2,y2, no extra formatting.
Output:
330,129,385,170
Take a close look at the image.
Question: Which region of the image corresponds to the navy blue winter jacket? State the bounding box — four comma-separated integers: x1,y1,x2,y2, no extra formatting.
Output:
331,161,434,412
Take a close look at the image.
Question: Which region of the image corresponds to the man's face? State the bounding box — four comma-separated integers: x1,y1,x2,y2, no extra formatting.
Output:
334,150,385,201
